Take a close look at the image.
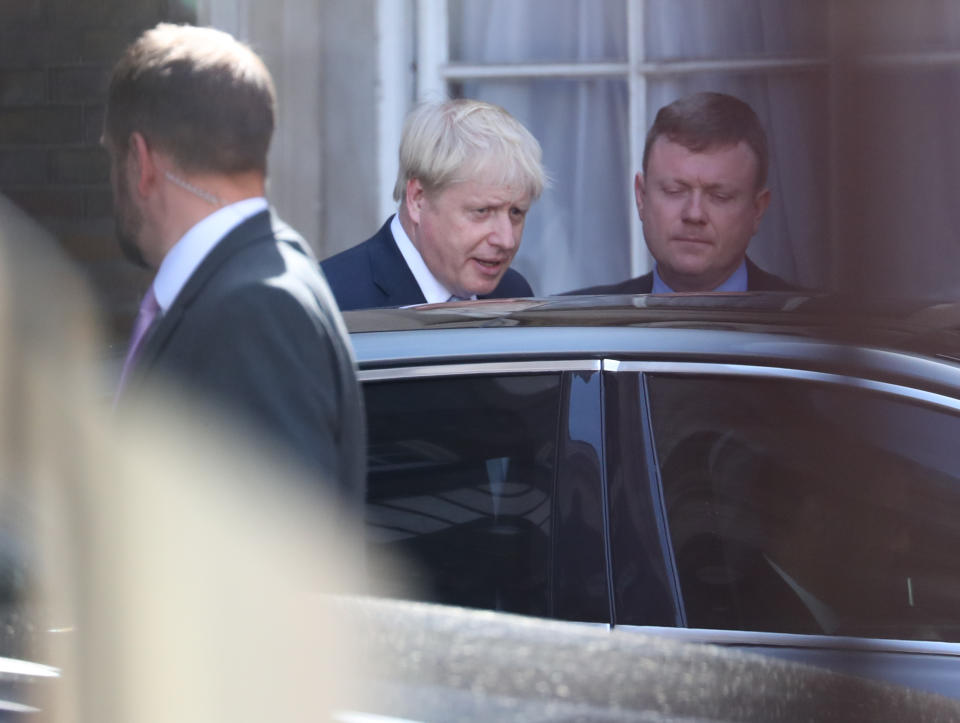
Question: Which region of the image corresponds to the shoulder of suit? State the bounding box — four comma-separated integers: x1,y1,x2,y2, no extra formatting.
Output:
745,258,799,292
563,271,653,296
496,267,534,296
321,219,394,272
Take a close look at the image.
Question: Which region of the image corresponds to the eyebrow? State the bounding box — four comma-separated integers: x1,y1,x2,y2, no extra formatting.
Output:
465,196,529,208
661,179,737,192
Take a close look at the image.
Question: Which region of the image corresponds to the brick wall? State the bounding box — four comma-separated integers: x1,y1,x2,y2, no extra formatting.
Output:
0,0,195,345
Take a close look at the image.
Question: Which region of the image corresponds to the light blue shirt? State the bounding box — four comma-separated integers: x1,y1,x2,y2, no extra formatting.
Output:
152,197,269,312
652,259,748,293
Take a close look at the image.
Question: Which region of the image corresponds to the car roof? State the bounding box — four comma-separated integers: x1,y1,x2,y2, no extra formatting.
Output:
345,294,960,396
345,293,960,338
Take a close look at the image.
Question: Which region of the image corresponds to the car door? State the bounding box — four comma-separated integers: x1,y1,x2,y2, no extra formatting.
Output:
361,361,610,622
606,358,960,698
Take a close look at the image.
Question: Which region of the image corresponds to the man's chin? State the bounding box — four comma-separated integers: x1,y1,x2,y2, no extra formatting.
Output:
463,278,502,298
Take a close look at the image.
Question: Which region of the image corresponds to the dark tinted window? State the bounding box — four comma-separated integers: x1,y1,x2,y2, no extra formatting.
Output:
649,374,960,642
365,373,561,616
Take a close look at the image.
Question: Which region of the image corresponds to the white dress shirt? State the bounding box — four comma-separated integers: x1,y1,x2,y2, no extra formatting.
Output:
152,197,269,312
390,215,475,303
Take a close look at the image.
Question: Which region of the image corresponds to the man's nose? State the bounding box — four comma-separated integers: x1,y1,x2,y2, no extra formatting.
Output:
487,211,518,249
682,191,706,223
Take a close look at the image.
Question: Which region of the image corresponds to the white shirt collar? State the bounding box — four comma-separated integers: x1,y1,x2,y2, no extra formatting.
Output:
652,258,748,293
390,214,475,304
152,197,269,311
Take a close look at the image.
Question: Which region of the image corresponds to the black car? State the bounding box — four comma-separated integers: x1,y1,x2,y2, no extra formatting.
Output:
347,293,960,700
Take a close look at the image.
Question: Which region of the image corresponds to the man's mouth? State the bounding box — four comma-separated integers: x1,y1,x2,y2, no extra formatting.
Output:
473,258,506,274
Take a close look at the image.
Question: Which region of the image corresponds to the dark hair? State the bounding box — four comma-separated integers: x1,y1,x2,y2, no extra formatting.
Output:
104,23,276,175
642,92,768,188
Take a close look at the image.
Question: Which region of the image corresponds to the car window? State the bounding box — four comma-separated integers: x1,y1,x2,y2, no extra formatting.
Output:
648,374,960,642
364,373,561,616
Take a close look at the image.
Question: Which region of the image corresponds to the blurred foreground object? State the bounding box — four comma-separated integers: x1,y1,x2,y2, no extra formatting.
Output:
0,193,374,721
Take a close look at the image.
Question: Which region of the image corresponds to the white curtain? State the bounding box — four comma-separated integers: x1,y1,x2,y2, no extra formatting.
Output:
454,0,829,293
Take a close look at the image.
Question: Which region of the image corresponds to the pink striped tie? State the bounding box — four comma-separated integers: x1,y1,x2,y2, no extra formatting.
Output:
115,286,160,400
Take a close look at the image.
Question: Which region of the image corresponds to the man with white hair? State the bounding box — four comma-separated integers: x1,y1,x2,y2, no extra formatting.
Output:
322,98,546,309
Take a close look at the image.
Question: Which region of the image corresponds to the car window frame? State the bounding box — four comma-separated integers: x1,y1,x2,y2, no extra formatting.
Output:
606,356,960,697
608,357,960,628
358,359,613,622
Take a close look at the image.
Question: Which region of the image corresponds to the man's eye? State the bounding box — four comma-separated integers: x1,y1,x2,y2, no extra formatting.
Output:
711,192,732,202
663,186,684,195
510,207,527,219
474,207,490,216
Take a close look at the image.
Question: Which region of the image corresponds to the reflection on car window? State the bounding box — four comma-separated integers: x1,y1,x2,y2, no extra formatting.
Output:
649,374,960,642
364,374,561,616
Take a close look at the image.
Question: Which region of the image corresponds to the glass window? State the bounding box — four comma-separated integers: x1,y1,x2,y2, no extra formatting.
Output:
649,374,960,642
449,0,627,64
364,374,562,616
645,0,829,61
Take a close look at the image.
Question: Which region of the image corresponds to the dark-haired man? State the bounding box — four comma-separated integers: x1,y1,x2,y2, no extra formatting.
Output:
568,91,794,294
104,23,364,509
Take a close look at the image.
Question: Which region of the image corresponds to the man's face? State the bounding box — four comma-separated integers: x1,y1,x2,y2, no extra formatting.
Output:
105,139,149,269
638,137,770,292
407,177,531,298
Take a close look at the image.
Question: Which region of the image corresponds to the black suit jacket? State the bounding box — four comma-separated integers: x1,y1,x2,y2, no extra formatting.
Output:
126,209,365,510
566,257,798,295
321,216,534,311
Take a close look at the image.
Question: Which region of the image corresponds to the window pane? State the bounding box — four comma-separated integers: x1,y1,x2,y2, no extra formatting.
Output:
649,374,960,642
450,0,627,63
365,374,561,616
645,0,829,61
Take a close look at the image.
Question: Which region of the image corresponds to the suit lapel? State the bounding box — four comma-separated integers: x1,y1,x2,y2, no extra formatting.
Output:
134,209,275,374
368,218,426,306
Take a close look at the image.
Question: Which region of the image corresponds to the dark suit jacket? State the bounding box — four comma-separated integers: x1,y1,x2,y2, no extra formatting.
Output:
125,209,365,511
566,257,798,295
321,216,534,311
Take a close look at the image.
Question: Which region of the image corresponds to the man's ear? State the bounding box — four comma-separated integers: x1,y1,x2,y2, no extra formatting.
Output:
752,187,771,233
129,132,159,198
404,178,426,225
634,171,646,222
